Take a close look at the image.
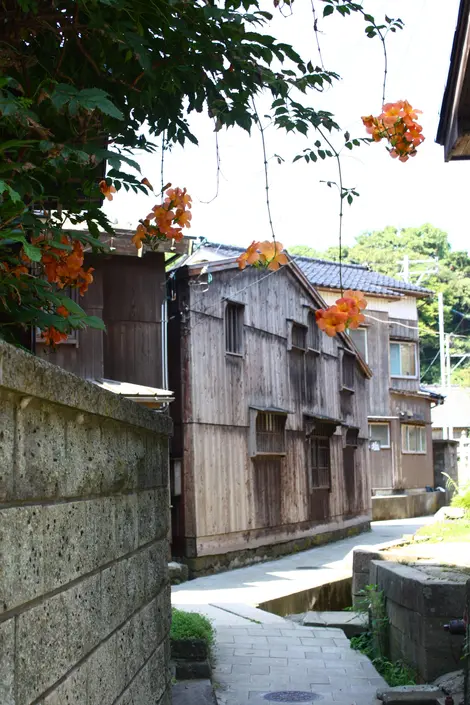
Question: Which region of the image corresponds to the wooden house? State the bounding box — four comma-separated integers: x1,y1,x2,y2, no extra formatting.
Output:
35,230,190,398
186,243,440,496
167,256,372,575
437,0,470,160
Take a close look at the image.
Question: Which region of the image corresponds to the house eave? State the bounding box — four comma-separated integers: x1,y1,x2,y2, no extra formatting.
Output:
437,0,470,160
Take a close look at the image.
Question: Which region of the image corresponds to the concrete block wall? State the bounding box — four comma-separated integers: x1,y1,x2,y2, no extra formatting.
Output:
370,560,467,682
0,342,172,705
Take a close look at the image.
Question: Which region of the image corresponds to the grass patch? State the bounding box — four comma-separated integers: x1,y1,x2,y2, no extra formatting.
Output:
170,609,214,645
414,520,470,543
350,633,416,687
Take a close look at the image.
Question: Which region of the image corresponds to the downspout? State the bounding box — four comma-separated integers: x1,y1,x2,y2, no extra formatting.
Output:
161,295,168,391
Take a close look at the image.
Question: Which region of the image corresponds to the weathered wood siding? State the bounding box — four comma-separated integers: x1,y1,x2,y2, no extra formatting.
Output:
36,253,166,386
172,265,370,558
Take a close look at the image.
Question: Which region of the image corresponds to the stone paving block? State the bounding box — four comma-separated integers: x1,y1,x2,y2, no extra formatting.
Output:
300,637,336,647
231,664,270,675
233,648,270,657
251,656,288,667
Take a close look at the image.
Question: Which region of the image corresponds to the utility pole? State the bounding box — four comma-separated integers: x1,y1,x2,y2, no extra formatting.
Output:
445,333,453,439
438,292,447,439
402,254,409,283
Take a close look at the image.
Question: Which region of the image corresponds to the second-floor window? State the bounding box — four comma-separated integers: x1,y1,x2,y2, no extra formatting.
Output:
349,328,368,362
390,341,417,378
342,351,356,391
369,422,390,449
225,302,244,355
255,412,287,455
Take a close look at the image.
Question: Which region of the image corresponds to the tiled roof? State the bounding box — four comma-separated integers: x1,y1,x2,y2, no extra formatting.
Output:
192,241,431,298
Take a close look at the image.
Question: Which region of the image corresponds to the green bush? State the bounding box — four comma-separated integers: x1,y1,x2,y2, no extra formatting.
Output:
451,485,470,510
170,609,214,645
350,632,416,687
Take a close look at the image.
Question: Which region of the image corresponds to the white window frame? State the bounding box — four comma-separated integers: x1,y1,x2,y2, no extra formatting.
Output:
349,327,368,363
369,422,390,449
390,341,418,379
401,424,427,454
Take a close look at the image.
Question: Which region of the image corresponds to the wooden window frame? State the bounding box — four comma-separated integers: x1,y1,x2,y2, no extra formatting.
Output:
307,311,321,353
341,350,356,392
225,301,245,357
369,422,391,449
306,419,336,491
249,410,287,457
348,327,368,363
390,341,418,379
401,424,427,454
291,322,308,351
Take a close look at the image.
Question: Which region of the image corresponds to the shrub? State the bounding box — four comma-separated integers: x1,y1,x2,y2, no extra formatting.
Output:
170,609,214,646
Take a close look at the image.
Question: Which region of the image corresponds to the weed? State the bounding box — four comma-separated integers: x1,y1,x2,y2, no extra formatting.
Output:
350,585,416,687
170,609,214,646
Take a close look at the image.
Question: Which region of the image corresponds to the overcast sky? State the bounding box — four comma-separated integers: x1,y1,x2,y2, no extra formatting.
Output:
104,1,466,254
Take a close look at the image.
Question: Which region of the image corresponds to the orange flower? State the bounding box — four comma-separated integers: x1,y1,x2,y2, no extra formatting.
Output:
165,187,192,210
132,222,149,249
347,311,366,329
175,208,192,228
258,240,289,271
78,267,94,296
56,305,70,317
315,307,348,337
99,180,117,201
341,289,367,310
42,326,68,346
362,100,424,161
236,241,262,270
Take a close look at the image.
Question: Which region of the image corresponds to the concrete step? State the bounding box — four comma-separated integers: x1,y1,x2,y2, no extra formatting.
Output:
302,610,368,637
172,680,217,705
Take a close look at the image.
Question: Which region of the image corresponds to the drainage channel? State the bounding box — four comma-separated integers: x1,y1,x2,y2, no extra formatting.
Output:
257,575,352,617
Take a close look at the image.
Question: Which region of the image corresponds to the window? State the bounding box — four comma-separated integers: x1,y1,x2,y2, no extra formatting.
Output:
255,412,287,455
307,312,320,351
307,421,335,490
401,424,427,453
342,351,356,391
369,422,390,449
390,341,417,378
225,302,244,355
291,323,307,350
349,328,368,362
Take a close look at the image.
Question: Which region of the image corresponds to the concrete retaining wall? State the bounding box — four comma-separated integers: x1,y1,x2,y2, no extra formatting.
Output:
371,491,446,521
0,342,172,705
370,560,467,682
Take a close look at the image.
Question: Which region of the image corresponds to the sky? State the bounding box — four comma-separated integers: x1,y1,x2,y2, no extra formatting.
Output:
104,1,467,255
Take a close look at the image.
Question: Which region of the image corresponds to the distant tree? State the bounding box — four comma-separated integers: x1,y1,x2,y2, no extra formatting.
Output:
293,224,470,385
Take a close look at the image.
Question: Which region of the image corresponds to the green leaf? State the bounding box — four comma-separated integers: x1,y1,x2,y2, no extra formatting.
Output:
85,315,106,331
0,180,22,203
323,5,334,17
22,242,42,262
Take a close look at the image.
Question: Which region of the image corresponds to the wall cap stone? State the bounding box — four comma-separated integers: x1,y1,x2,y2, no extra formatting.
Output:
0,341,172,435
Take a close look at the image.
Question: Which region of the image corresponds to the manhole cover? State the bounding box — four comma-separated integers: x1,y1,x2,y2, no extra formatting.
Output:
264,692,322,702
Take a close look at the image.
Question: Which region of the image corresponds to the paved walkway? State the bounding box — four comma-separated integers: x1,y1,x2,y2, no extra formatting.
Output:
172,518,433,622
172,518,432,705
212,622,386,705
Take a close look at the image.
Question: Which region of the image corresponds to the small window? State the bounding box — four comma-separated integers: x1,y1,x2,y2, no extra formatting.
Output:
369,422,390,449
402,424,427,454
225,302,244,355
346,428,359,447
390,341,417,378
307,312,320,351
255,412,287,455
349,328,368,362
342,351,355,391
291,323,307,350
307,421,335,490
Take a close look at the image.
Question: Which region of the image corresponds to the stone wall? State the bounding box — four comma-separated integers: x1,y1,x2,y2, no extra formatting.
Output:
370,560,467,682
371,491,446,521
433,439,459,491
0,341,172,705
